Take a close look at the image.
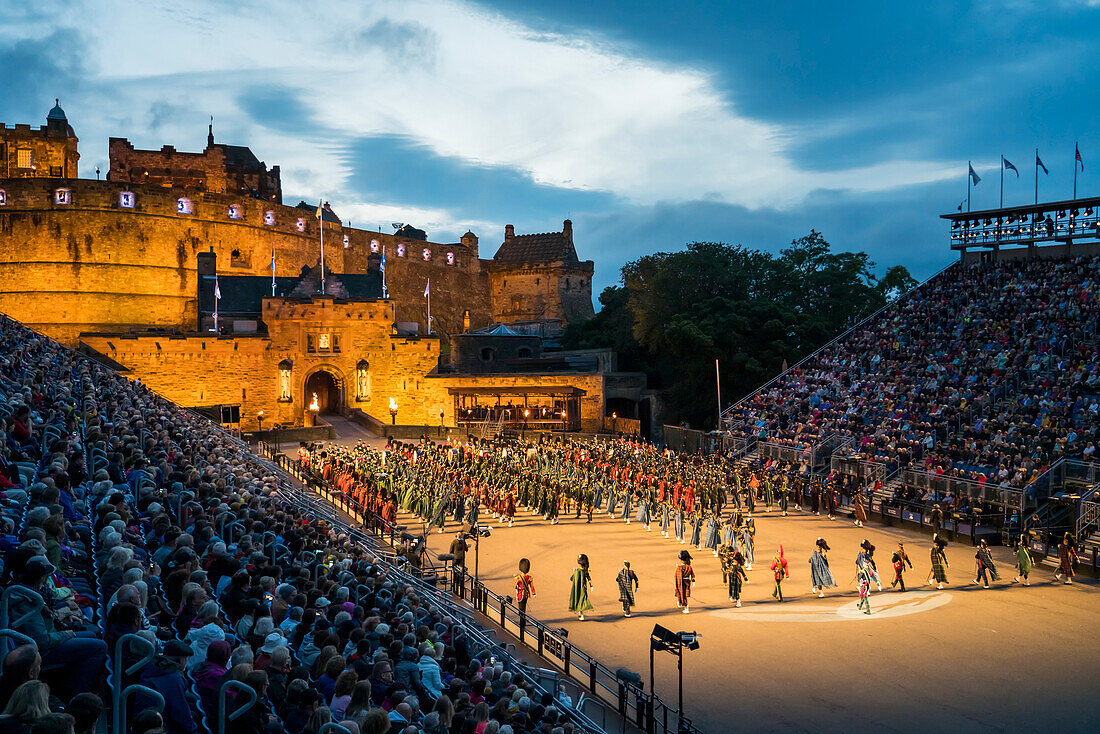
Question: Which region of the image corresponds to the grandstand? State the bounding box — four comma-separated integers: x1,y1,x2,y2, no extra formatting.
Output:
0,315,616,734
721,229,1100,554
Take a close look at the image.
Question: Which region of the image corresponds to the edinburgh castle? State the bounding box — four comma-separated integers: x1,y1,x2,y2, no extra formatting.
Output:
0,102,651,434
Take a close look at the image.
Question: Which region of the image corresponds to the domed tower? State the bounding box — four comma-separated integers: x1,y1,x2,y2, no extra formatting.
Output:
46,100,79,177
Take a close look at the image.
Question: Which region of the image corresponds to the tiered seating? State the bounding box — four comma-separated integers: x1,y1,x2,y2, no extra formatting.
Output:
0,315,583,734
726,256,1100,489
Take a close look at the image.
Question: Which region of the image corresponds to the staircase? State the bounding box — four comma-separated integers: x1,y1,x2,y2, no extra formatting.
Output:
871,471,903,506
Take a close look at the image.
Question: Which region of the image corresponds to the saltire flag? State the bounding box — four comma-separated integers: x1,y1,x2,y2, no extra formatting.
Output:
969,163,981,185
1003,158,1019,177
1077,143,1085,171
1036,152,1049,175
380,248,386,273
271,243,276,269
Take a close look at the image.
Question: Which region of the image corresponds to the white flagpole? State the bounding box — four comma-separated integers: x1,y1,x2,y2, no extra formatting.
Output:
426,279,432,334
271,240,276,296
715,358,721,430
213,272,220,333
381,246,388,299
318,199,325,295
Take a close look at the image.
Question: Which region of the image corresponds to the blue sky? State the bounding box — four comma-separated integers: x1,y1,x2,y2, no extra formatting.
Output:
3,0,1099,302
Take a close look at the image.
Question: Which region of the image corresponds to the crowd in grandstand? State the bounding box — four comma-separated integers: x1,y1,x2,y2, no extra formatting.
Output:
0,317,589,734
726,256,1100,490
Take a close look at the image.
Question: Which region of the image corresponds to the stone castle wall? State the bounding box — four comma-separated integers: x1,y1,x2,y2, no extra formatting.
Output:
80,296,445,429
80,293,606,431
0,178,490,343
488,261,595,327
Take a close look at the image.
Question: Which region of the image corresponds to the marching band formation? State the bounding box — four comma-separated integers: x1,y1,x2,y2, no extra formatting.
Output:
299,434,1082,618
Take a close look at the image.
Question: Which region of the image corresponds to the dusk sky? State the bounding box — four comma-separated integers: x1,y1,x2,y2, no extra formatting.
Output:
3,0,1098,300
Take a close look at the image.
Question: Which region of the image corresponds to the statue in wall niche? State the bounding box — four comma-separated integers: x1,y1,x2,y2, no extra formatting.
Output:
358,369,369,400
279,370,292,401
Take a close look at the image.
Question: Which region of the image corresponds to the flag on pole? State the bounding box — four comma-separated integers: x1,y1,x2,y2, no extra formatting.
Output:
1036,152,1049,175
316,201,324,218
1003,158,1019,177
214,274,221,301
1077,143,1085,171
969,163,981,185
424,280,430,298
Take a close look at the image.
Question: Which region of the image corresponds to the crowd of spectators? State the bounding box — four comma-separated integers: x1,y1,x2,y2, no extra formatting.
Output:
726,255,1100,489
0,316,587,734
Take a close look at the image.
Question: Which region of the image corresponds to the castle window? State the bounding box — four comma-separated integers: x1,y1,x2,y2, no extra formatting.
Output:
119,191,135,208
230,249,250,268
422,248,432,261
332,334,341,353
518,347,533,359
177,198,194,214
536,277,540,285
296,218,307,232
228,204,243,220
370,239,380,253
264,210,276,225
396,243,406,257
317,333,331,352
480,347,495,362
16,149,32,169
565,278,570,288
49,166,62,177
342,235,350,248
306,334,315,353
54,188,71,205
0,190,7,206
446,252,455,265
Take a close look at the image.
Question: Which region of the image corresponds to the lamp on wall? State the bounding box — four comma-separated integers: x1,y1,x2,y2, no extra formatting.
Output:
389,397,399,425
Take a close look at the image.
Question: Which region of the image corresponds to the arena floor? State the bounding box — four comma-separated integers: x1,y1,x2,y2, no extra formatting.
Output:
405,503,1100,734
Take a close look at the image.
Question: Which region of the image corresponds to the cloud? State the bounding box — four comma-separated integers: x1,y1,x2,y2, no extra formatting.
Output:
28,0,961,217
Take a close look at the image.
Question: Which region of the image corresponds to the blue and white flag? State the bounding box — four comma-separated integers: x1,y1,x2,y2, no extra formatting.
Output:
969,163,981,185
1003,157,1019,177
1036,152,1049,175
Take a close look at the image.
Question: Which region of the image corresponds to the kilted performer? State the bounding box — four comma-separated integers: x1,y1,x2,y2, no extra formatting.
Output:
616,561,640,617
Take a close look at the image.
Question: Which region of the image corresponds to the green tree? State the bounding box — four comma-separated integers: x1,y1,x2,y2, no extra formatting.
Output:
562,232,904,430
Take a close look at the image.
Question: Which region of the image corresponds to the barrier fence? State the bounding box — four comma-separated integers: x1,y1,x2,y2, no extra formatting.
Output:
256,441,703,734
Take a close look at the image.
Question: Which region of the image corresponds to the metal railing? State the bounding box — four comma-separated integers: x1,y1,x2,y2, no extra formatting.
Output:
901,470,1025,511
462,575,699,734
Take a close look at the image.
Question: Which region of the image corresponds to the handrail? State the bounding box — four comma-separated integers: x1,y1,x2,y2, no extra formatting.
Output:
0,585,46,631
219,679,258,734
0,629,35,660
113,633,161,734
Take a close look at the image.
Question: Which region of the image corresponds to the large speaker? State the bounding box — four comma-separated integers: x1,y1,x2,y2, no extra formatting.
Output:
220,405,241,424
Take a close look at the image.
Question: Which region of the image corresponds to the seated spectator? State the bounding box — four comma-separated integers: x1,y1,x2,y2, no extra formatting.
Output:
0,680,51,734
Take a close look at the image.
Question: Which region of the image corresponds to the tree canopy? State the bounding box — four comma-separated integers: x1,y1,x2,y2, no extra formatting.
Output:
561,231,915,429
